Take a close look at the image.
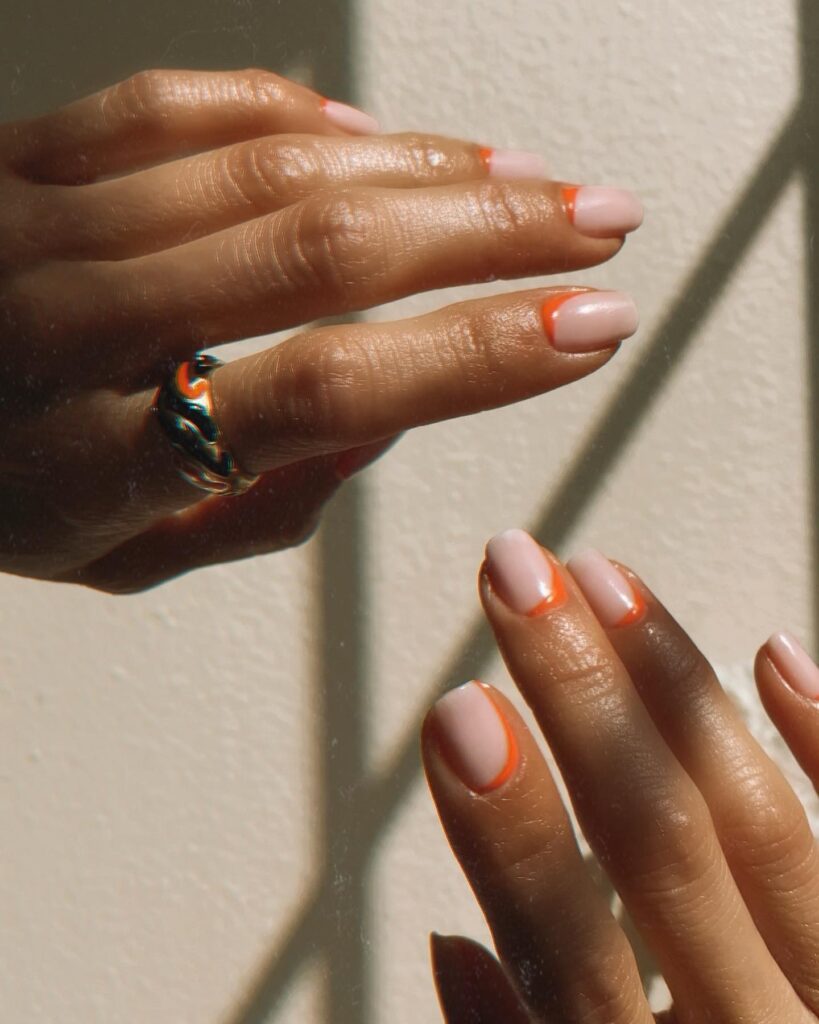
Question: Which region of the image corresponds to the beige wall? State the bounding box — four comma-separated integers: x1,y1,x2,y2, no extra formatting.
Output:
1,1,816,1021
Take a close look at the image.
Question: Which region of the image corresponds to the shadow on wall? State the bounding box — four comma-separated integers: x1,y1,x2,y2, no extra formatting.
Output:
0,0,355,119
3,2,819,1024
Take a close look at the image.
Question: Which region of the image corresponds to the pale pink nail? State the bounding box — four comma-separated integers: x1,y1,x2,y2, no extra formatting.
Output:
485,529,566,616
321,98,380,135
562,186,644,238
541,291,639,353
431,682,517,793
567,548,646,628
767,632,819,700
481,147,548,179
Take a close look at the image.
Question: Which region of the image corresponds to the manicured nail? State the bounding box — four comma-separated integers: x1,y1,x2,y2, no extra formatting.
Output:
321,98,380,135
541,290,639,353
479,146,548,179
562,185,644,238
430,682,518,793
766,632,819,700
567,548,646,628
485,529,566,616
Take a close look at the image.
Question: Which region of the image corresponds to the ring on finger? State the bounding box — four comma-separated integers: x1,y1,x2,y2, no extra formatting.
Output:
152,353,259,496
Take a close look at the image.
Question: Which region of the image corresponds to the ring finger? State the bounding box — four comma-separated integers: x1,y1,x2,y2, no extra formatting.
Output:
38,135,552,261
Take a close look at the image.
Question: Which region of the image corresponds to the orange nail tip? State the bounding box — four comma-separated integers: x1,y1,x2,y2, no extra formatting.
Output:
615,587,647,627
478,146,494,171
478,687,520,793
561,185,580,222
540,292,580,344
526,565,567,617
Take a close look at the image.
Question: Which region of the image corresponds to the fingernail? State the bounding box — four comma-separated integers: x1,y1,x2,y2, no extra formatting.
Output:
766,632,819,700
479,146,548,179
541,290,639,353
567,548,646,628
321,98,380,135
430,682,518,794
485,528,566,616
562,185,644,238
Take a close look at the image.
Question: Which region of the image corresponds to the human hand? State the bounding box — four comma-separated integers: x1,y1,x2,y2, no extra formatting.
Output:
0,70,641,591
424,531,819,1023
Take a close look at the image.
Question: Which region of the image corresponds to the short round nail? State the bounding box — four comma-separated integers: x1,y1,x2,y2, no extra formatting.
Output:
430,682,518,794
562,185,644,238
567,548,646,628
541,291,639,353
321,98,380,135
485,529,566,616
481,147,548,179
767,631,819,700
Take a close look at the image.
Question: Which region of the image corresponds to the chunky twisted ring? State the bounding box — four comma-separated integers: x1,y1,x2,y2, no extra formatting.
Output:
152,353,259,496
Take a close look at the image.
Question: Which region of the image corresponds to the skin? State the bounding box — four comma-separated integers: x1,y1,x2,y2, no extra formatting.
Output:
424,541,819,1024
0,68,626,592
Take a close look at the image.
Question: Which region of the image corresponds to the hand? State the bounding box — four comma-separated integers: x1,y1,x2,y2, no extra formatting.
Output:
0,69,641,592
424,530,819,1023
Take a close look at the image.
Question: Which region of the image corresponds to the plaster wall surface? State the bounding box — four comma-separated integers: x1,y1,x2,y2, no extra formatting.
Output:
0,1,814,1022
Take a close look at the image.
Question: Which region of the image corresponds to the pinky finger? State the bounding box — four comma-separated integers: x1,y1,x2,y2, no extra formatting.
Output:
430,934,533,1024
56,439,394,593
755,632,819,788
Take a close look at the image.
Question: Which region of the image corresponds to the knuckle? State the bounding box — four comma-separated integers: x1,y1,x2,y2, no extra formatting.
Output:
283,333,370,442
619,785,718,895
473,181,533,245
221,139,321,207
720,770,813,873
295,191,385,300
396,132,459,181
113,70,174,129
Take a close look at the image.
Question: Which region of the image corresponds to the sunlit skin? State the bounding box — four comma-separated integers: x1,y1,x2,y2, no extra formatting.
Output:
0,68,641,592
425,534,819,1024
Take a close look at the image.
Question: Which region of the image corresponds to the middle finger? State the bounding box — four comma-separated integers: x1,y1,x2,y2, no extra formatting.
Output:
19,178,633,379
36,133,553,261
480,530,805,1024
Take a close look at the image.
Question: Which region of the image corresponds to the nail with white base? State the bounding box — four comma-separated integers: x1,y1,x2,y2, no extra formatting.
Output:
766,632,819,701
567,548,646,628
321,98,380,135
429,682,518,794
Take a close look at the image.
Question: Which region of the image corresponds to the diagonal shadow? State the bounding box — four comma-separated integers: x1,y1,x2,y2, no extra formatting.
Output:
225,101,806,1024
800,0,819,643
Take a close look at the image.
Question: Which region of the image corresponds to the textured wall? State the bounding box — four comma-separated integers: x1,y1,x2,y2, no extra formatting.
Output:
0,1,815,1022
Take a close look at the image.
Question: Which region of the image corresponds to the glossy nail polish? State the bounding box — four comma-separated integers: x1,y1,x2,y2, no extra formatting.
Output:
567,548,646,628
485,529,566,616
479,146,548,179
766,632,819,700
321,98,380,135
431,682,518,793
541,291,639,353
562,185,644,238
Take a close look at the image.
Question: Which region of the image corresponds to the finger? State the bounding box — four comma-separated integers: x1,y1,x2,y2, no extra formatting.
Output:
26,179,630,371
756,632,819,788
104,286,632,518
54,449,348,593
430,934,532,1024
39,135,553,261
479,530,805,1024
423,682,653,1024
3,68,377,184
566,550,819,1011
